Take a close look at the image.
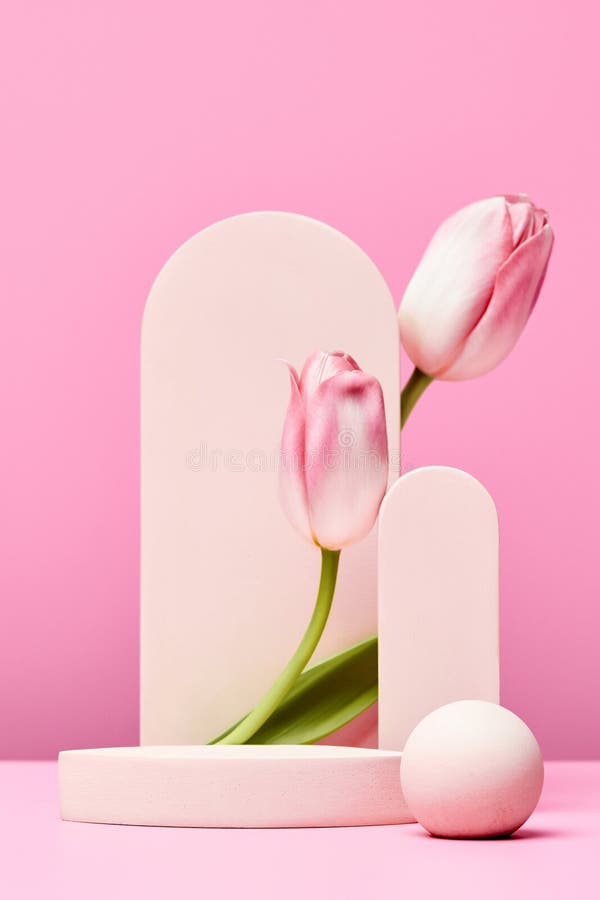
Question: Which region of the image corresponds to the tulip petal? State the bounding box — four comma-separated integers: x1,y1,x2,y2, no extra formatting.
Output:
299,350,360,403
533,207,549,231
504,192,532,205
442,224,554,380
399,197,514,376
278,364,313,544
508,201,535,247
304,371,388,550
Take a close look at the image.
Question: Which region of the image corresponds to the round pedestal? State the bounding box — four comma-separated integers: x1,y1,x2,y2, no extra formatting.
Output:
59,744,413,828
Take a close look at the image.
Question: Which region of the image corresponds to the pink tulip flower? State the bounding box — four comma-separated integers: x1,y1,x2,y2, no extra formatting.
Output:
399,195,554,380
279,350,388,551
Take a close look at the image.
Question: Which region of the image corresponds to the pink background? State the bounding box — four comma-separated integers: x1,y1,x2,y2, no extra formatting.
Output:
1,2,598,759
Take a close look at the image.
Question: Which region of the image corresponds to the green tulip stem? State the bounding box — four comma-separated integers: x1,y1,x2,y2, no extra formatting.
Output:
401,367,433,428
215,548,341,745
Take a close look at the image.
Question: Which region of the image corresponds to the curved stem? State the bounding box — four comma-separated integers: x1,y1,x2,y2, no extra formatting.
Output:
215,548,341,745
401,367,433,428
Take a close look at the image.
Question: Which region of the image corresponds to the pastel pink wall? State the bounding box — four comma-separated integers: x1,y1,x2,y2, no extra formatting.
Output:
1,2,598,759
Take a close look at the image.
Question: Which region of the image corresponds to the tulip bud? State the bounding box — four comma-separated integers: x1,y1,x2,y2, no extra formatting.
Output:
399,195,554,380
279,350,389,550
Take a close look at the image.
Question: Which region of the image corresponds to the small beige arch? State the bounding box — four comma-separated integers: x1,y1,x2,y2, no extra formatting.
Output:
378,465,499,749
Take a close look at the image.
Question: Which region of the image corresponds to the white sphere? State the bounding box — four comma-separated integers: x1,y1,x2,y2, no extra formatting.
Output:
400,700,544,838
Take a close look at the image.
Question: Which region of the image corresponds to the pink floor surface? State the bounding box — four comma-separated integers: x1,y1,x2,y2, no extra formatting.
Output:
2,761,598,898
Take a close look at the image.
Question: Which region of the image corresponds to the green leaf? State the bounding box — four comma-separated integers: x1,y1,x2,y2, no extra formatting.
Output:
209,636,378,745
